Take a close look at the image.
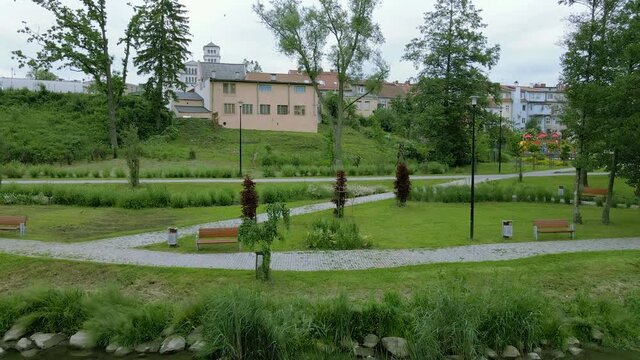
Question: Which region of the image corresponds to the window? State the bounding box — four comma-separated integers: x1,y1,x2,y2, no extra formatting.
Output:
294,86,306,94
377,103,385,109
223,83,236,94
277,105,289,115
259,84,272,92
522,105,526,111
294,105,305,115
241,104,253,115
364,101,371,110
259,104,271,115
224,103,235,114
505,105,510,111
357,86,365,94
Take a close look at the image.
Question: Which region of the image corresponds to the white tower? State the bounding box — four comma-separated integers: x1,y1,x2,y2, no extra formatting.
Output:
203,42,221,63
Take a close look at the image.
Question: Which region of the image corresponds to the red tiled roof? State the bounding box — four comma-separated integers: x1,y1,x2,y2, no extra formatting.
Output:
245,72,311,83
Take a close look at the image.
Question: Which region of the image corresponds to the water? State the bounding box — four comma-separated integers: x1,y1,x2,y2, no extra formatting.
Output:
581,347,640,360
1,346,195,359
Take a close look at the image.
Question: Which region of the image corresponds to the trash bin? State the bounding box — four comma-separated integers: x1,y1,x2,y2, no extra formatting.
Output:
558,186,565,198
167,227,178,246
255,251,265,280
502,220,513,239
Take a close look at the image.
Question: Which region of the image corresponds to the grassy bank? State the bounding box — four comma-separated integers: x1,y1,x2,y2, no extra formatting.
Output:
0,251,639,357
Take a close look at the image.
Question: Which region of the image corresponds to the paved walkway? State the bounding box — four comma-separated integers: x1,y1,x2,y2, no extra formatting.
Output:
0,169,628,272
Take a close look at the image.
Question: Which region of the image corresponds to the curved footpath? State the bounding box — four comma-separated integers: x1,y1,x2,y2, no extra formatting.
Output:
0,169,632,272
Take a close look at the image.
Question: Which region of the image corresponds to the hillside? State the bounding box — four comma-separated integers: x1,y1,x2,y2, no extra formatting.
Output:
0,88,410,177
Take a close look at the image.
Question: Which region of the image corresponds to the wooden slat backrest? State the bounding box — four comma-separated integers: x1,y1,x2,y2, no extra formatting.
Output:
0,216,27,225
198,227,238,238
533,219,569,228
583,187,608,196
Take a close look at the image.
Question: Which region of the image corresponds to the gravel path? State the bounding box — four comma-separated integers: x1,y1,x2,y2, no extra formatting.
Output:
0,169,628,271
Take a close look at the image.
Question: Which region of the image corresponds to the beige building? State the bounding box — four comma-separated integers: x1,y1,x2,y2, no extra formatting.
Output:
211,73,318,133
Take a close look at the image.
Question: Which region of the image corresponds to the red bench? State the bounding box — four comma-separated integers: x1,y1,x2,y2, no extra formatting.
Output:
582,187,608,198
533,219,575,240
196,227,239,250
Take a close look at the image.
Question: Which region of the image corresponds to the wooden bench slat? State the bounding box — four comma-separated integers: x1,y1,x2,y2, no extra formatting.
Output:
196,227,239,250
583,187,608,196
533,219,574,240
0,216,27,225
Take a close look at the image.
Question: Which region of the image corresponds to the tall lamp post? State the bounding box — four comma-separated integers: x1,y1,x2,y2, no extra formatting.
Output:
498,105,503,174
238,101,243,177
470,95,479,241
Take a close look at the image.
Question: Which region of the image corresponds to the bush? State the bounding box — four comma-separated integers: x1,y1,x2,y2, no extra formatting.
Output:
425,161,448,174
305,218,370,250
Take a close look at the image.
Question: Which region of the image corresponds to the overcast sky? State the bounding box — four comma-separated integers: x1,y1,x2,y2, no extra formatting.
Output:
0,0,576,86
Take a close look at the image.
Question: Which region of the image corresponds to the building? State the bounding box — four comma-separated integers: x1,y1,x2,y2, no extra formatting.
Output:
288,70,412,118
0,77,88,93
488,82,566,133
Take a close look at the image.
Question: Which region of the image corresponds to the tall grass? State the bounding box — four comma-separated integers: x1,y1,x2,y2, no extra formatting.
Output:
0,285,638,358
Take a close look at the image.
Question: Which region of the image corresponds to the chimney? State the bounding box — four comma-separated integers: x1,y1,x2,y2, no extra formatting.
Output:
211,71,216,78
270,73,277,81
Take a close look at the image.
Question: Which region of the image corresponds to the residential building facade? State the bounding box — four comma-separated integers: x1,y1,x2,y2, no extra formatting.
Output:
488,82,566,133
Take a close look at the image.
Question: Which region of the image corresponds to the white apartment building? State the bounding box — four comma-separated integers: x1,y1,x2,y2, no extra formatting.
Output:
488,82,566,133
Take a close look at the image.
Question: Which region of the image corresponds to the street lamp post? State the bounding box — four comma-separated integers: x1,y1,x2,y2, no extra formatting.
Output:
470,95,479,241
498,105,503,174
238,101,243,177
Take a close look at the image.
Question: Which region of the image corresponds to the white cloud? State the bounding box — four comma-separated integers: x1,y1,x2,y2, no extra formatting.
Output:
0,0,577,86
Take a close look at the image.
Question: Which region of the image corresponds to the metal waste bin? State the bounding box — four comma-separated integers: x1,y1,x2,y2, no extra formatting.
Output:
255,251,265,279
502,220,513,239
167,227,178,246
558,185,565,198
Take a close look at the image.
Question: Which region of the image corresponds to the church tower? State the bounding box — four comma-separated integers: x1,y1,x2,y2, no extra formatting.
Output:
203,42,221,63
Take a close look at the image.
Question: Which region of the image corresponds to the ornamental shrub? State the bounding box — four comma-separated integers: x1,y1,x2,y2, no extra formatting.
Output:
394,162,411,207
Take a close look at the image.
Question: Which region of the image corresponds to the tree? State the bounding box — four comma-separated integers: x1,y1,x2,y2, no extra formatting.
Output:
559,0,623,223
12,0,136,158
255,0,387,169
122,125,142,188
26,68,58,80
243,58,263,72
240,175,259,220
509,135,526,182
403,0,500,167
525,117,542,132
332,170,347,218
394,162,411,207
238,203,290,281
134,0,192,130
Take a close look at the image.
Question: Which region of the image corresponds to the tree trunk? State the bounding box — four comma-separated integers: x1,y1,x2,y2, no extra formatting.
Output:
106,72,118,159
573,167,583,224
518,157,523,182
581,168,589,187
602,150,617,225
334,78,344,170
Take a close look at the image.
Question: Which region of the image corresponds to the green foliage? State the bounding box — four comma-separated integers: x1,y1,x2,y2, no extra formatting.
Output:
122,125,142,187
305,218,370,250
403,0,500,166
14,288,87,334
239,203,290,280
241,175,259,220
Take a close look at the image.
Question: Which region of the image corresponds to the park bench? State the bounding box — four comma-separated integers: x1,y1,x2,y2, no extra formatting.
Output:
196,227,239,250
582,187,608,199
533,219,574,240
0,216,28,236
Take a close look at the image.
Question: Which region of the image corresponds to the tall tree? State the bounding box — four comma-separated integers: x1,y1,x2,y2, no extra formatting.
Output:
560,0,624,223
599,0,640,223
12,0,131,158
26,68,58,80
134,0,192,130
403,0,500,166
243,58,263,72
255,0,387,169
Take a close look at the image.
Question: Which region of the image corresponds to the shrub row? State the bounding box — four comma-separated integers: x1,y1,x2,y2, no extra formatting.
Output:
1,286,638,359
411,183,640,207
0,184,385,209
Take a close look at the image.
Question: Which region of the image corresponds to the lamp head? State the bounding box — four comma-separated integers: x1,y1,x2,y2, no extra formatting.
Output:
470,96,479,107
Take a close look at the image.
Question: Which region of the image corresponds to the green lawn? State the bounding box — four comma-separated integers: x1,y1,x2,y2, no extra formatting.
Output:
0,200,316,242
0,251,638,302
501,174,638,200
143,200,640,253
